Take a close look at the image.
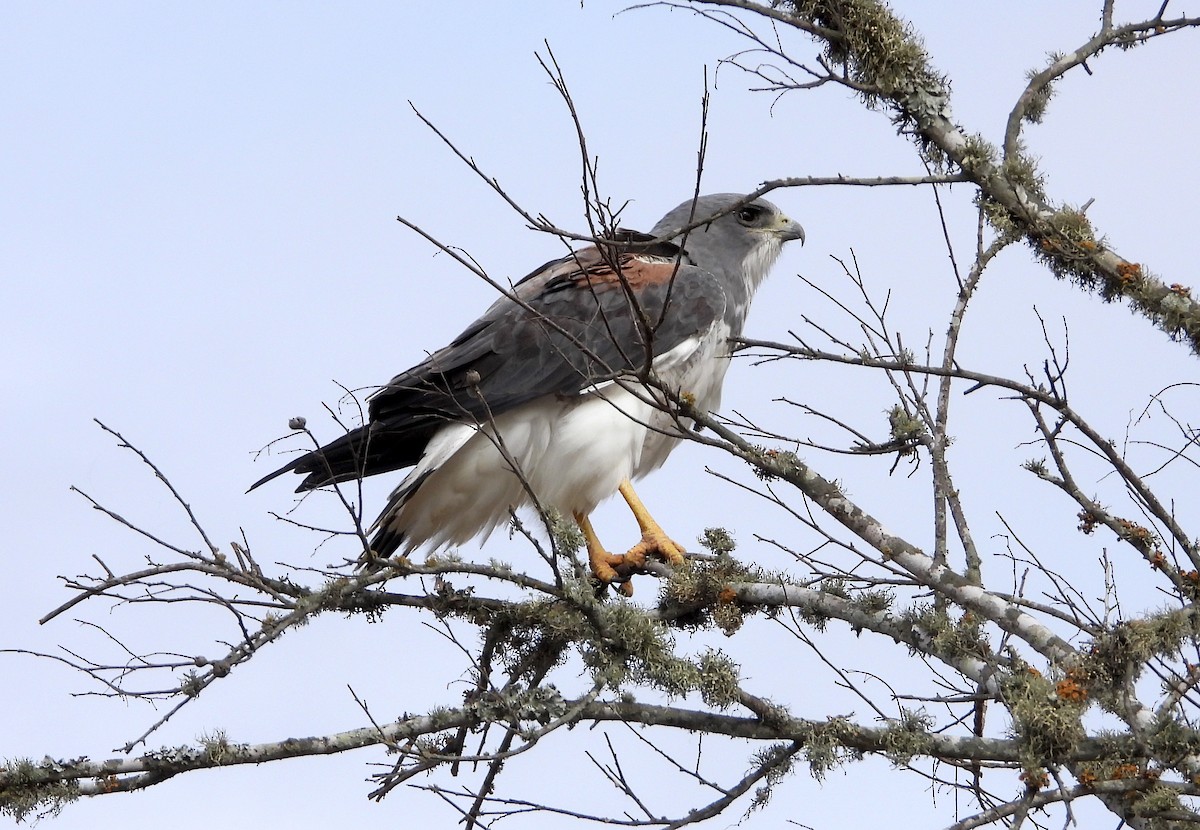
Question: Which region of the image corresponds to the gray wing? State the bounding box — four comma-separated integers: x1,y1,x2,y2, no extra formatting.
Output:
250,237,728,491
371,244,727,422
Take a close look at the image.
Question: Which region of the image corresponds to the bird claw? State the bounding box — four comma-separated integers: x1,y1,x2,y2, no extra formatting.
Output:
589,552,636,597
588,533,686,597
623,531,687,569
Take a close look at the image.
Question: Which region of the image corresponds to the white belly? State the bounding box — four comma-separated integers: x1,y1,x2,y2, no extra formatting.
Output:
377,323,731,552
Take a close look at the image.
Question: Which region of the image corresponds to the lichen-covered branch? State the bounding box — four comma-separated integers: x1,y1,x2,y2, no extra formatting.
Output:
2,690,1158,821
10,7,1200,826
687,0,1200,352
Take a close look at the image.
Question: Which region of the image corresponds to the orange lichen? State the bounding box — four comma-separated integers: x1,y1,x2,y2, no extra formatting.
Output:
1056,677,1088,703
717,586,738,605
1112,763,1140,780
1115,261,1142,287
1020,769,1049,790
1117,518,1154,547
1077,510,1099,535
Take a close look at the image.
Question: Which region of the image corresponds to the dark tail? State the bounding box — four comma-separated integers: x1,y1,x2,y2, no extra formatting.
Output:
248,421,435,494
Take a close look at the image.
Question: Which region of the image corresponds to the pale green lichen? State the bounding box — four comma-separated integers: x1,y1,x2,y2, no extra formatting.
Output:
1131,784,1183,820
852,587,893,615
1082,613,1200,709
796,578,849,632
958,133,998,176
0,759,80,823
180,670,204,697
888,405,926,454
546,508,584,556
1021,55,1062,124
199,730,233,764
697,650,742,709
747,743,799,813
1002,668,1085,765
659,556,763,635
999,145,1047,202
698,527,736,556
900,604,991,663
879,708,935,766
785,0,947,117
801,716,862,780
712,595,747,637
1143,716,1200,768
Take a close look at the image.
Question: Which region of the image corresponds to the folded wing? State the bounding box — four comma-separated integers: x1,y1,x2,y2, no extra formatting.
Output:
249,232,728,493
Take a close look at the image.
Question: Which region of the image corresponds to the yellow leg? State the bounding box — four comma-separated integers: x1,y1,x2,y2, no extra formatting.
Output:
617,480,686,568
574,512,634,597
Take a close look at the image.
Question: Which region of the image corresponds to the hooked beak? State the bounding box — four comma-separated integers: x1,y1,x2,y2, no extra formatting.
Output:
777,216,805,245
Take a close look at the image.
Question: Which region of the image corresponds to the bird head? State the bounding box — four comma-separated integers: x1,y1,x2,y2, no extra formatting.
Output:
651,193,805,291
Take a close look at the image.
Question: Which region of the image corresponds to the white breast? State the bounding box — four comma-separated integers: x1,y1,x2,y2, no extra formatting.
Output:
377,320,731,552
634,320,733,477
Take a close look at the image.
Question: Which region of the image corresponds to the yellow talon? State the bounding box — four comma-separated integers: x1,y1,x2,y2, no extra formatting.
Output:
618,480,686,567
573,480,686,596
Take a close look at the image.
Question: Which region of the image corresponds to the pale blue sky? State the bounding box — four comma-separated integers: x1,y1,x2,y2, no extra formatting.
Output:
4,3,1198,828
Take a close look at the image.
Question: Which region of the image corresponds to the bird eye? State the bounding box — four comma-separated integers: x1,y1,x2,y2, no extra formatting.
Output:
736,206,762,223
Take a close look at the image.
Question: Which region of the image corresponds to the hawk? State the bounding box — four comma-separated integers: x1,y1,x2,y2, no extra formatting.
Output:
251,193,804,592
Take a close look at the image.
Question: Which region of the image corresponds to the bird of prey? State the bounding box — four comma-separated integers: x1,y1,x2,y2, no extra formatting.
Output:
251,193,804,592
